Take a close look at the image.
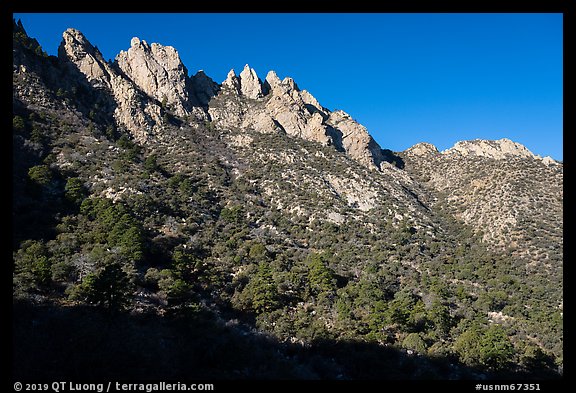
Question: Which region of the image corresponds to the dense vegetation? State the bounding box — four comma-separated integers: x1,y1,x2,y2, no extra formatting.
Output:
12,21,562,380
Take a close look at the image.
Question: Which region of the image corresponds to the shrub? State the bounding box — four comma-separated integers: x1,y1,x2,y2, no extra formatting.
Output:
235,262,279,314
64,177,86,205
28,165,52,187
402,333,427,353
13,115,25,132
13,240,51,292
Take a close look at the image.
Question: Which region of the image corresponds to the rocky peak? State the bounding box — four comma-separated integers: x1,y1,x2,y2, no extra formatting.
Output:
115,37,194,117
58,28,111,89
57,26,388,171
326,110,384,169
210,65,386,170
299,89,325,115
282,77,299,92
541,156,560,166
263,72,302,99
443,138,536,160
239,64,263,99
263,70,282,93
58,30,166,142
222,69,241,93
405,142,439,157
191,70,219,106
60,28,96,56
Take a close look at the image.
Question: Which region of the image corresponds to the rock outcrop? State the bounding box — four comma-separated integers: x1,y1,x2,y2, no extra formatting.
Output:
405,142,439,157
34,25,565,175
222,69,241,93
58,28,111,89
59,28,164,142
263,74,314,138
542,156,559,166
440,138,560,165
239,64,263,99
116,37,200,118
58,30,386,170
263,70,282,92
443,138,536,160
209,65,385,169
191,70,219,106
300,89,324,113
326,110,384,169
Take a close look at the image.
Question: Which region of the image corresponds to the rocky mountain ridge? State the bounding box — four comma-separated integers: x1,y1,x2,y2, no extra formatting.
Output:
56,29,386,170
407,138,559,165
26,25,561,171
402,140,562,267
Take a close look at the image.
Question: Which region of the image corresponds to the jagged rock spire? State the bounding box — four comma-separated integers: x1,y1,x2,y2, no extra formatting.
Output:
222,69,241,93
239,64,263,99
58,26,387,170
191,70,219,106
115,37,194,117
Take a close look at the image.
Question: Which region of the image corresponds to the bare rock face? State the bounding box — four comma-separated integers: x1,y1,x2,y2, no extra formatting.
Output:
209,65,385,169
222,69,241,93
239,64,263,99
261,73,331,146
442,139,562,167
443,138,536,160
303,112,332,145
327,110,384,169
542,156,560,166
59,29,163,142
263,70,282,93
58,28,111,89
60,28,388,171
405,142,439,157
264,76,310,137
300,89,324,114
407,139,560,166
242,111,282,134
116,37,195,118
261,72,384,166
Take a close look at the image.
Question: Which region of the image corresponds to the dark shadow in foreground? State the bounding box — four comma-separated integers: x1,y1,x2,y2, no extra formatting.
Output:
12,300,560,381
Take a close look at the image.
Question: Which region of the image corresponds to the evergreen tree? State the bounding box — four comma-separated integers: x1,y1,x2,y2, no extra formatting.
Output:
13,240,51,293
238,262,279,314
70,262,132,310
480,324,514,370
28,165,52,187
64,177,86,205
306,253,336,299
454,325,483,366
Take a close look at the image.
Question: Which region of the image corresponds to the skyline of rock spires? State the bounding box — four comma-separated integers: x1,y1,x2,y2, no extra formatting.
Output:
56,29,560,170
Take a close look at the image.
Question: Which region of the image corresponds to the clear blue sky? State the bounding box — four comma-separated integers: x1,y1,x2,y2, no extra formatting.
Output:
14,13,563,160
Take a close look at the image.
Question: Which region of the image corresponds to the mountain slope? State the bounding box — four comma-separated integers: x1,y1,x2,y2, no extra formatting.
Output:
403,140,562,266
12,20,562,379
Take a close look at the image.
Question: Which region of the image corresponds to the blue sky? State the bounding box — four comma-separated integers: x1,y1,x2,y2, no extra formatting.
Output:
14,13,563,160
